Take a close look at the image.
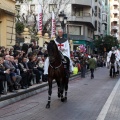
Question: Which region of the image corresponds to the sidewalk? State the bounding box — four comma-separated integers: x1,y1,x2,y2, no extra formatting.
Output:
96,78,120,120
0,73,81,108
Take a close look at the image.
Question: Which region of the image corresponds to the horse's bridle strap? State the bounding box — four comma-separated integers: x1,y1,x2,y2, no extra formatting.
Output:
50,62,62,69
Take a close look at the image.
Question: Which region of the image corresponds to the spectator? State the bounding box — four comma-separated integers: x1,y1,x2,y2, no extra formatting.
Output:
0,57,14,93
88,55,96,79
4,55,21,90
80,56,87,78
13,42,21,53
28,55,42,84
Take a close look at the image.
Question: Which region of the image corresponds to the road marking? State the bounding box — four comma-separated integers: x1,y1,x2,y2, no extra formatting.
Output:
96,78,120,120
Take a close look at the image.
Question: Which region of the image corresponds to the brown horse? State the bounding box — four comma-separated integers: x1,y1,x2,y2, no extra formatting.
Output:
46,40,69,108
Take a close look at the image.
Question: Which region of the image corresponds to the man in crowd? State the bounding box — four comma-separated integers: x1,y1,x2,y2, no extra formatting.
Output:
0,57,14,93
3,55,21,89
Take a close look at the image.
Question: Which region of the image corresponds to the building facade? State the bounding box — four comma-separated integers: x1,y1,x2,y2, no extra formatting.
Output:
110,0,120,41
16,0,111,52
67,0,95,53
0,0,16,47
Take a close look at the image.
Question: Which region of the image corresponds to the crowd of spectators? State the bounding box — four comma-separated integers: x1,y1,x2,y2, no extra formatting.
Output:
0,42,45,95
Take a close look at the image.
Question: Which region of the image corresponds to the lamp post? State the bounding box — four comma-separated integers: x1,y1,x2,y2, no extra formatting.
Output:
58,11,67,33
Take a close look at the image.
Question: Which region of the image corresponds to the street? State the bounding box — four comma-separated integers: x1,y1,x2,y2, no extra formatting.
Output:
0,67,119,120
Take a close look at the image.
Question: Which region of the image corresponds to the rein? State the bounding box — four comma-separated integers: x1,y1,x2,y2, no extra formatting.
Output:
49,61,62,70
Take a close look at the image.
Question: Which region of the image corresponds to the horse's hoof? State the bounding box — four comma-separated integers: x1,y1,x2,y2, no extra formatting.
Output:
61,98,65,102
58,93,61,98
46,104,50,109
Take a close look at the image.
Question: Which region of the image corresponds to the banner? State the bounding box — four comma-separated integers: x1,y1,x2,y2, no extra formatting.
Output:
51,11,56,38
38,5,42,31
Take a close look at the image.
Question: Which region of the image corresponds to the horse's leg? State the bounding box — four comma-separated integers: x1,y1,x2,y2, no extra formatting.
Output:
110,67,112,77
60,79,65,102
46,79,52,109
56,80,61,98
64,78,69,101
113,66,116,77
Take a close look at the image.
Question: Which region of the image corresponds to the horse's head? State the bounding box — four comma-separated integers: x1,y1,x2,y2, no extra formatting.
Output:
47,40,60,63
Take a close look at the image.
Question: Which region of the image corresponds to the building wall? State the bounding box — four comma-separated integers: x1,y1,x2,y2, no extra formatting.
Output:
110,0,120,41
0,0,15,47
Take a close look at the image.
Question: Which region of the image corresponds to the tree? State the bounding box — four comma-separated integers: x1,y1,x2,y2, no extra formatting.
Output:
15,0,70,36
16,22,24,35
94,35,119,53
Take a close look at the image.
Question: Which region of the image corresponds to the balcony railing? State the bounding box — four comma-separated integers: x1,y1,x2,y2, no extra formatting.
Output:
69,12,94,27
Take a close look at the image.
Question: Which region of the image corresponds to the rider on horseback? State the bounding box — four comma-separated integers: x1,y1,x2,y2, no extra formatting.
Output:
42,29,73,81
107,47,118,75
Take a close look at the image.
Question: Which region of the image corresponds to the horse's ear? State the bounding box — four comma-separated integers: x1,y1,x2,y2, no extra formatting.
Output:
50,40,55,44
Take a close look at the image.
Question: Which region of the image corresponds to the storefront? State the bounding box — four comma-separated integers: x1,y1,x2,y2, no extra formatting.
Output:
72,40,93,54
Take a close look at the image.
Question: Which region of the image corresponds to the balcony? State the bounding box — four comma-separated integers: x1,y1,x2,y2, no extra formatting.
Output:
111,26,119,30
113,1,119,6
68,13,94,27
111,17,119,22
112,9,119,14
111,33,119,39
70,0,92,7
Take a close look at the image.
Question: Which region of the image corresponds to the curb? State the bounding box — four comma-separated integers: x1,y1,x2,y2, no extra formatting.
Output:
0,73,80,108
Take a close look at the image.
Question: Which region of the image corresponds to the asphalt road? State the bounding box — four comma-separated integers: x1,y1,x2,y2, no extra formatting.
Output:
0,67,118,120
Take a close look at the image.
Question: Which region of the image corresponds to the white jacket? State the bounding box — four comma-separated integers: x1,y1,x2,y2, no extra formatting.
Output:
54,39,70,58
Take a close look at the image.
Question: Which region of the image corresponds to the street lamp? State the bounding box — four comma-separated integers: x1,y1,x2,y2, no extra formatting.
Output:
58,11,67,32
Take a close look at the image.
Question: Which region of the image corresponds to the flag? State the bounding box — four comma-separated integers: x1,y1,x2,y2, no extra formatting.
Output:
51,11,56,38
38,5,42,31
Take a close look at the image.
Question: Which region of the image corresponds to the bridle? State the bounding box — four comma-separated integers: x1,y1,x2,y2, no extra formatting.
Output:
49,61,62,70
49,55,63,70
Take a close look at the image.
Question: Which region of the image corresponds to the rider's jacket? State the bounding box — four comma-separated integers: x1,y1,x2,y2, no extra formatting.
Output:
107,50,120,62
54,36,70,59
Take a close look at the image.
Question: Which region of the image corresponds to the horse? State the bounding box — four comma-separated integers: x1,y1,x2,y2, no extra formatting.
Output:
110,53,116,78
46,40,69,109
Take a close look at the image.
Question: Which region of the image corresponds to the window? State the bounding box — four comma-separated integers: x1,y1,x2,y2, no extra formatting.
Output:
95,6,97,16
49,4,57,13
15,5,20,15
74,7,83,16
69,26,82,35
30,4,35,13
95,20,97,30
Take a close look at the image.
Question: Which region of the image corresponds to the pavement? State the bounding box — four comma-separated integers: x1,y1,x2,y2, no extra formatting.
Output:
0,67,120,120
0,73,80,108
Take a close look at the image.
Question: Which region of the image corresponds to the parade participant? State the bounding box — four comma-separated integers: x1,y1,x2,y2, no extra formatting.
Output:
115,46,120,74
107,47,116,63
107,47,118,75
43,29,73,80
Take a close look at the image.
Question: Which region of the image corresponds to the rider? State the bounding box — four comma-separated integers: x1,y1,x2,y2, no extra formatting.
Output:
107,47,117,72
42,29,73,81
